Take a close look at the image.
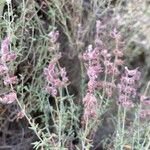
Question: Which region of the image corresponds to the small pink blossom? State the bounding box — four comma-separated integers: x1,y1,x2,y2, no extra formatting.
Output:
103,82,116,88
101,49,111,61
1,37,10,54
88,79,98,93
110,28,121,39
53,79,62,87
4,76,18,85
140,95,147,102
44,62,68,88
60,68,69,84
87,65,102,79
140,95,150,105
16,111,25,120
105,88,113,98
117,67,141,108
140,110,150,118
83,93,97,107
102,82,116,97
121,77,135,85
118,94,129,103
44,62,58,83
101,49,108,56
119,85,136,96
45,86,57,97
44,52,69,96
83,93,97,121
0,37,18,106
83,47,100,61
104,61,119,75
0,64,8,75
125,67,141,81
1,53,17,62
0,92,17,104
122,100,134,108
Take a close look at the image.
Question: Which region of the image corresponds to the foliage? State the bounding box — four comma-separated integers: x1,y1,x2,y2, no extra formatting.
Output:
0,0,149,150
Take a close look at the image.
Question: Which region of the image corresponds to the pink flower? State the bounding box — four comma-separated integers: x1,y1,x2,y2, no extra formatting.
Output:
119,85,136,96
45,86,57,96
83,46,100,61
121,77,135,85
0,64,8,75
140,95,150,105
4,76,18,85
101,49,108,56
1,37,10,54
16,111,25,120
105,88,113,98
1,37,17,62
83,43,102,94
102,82,116,97
44,53,69,96
118,94,129,102
44,62,57,83
83,93,97,121
0,37,18,106
1,53,17,62
125,67,141,81
140,110,150,118
0,92,17,104
60,68,69,84
83,93,97,107
53,79,62,87
82,43,102,121
104,61,119,75
122,100,134,108
117,67,141,108
110,28,121,39
87,65,101,79
88,79,98,93
140,95,147,102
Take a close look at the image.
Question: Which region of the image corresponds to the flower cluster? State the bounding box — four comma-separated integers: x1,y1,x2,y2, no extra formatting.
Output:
0,92,17,104
0,37,17,104
83,45,102,93
1,37,17,62
82,22,125,121
100,29,124,98
44,31,69,97
82,44,102,121
82,93,98,121
96,24,124,98
44,58,69,97
118,67,141,108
